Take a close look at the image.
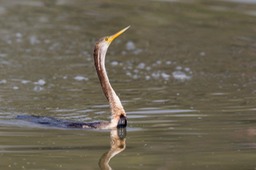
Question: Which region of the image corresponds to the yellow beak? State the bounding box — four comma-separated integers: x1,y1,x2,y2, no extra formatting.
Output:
107,26,130,43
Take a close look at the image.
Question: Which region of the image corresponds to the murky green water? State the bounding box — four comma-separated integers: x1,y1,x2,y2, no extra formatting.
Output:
0,0,256,169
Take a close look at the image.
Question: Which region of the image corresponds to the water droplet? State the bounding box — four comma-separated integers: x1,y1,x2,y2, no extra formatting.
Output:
200,51,206,56
74,76,88,81
156,60,162,65
172,71,192,80
33,86,44,92
16,32,22,38
184,67,190,72
161,72,170,80
166,61,172,65
175,66,182,70
34,79,46,86
111,61,119,66
29,35,40,45
13,86,19,90
21,80,30,84
0,79,7,84
137,63,145,69
126,41,136,51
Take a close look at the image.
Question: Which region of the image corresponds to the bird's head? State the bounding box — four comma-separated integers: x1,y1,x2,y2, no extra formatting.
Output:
96,26,130,49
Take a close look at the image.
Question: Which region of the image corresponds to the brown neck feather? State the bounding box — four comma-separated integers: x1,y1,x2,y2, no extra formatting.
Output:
93,42,126,117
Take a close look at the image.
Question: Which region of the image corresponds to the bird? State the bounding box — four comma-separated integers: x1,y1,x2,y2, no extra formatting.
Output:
91,26,130,129
16,26,130,130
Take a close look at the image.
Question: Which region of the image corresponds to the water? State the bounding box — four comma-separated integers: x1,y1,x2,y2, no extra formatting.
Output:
0,0,256,169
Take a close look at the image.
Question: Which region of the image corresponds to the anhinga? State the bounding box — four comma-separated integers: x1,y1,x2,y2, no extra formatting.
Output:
89,26,130,129
16,26,130,129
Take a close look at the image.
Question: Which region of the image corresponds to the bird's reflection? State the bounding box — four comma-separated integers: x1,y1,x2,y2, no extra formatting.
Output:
99,127,127,170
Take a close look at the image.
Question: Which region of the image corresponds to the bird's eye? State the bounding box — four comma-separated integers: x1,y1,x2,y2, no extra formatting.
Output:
105,37,108,41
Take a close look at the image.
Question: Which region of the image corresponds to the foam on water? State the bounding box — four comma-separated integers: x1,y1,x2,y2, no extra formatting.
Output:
172,71,192,81
74,75,88,81
0,79,7,84
120,60,193,81
34,79,46,86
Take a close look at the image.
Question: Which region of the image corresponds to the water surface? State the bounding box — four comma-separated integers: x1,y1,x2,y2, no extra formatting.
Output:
0,0,256,169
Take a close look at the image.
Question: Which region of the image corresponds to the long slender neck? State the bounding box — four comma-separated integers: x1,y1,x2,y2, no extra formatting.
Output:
93,42,126,119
